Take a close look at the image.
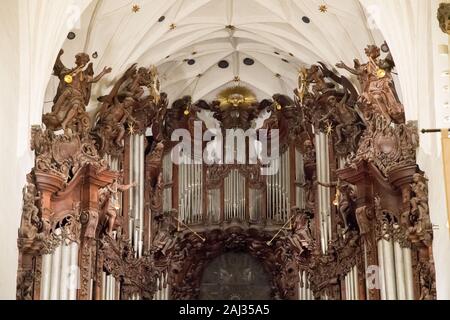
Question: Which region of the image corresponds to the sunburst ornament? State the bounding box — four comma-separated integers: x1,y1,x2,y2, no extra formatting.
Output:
169,23,177,30
325,120,334,136
132,4,140,13
128,122,136,135
319,4,328,13
217,86,257,109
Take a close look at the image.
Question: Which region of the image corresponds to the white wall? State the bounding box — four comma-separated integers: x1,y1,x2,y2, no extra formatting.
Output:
0,0,20,301
0,0,92,300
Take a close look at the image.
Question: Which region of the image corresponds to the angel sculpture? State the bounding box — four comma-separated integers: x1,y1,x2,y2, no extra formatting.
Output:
286,208,314,256
93,65,138,155
43,50,111,133
336,45,405,124
151,211,178,257
99,177,137,236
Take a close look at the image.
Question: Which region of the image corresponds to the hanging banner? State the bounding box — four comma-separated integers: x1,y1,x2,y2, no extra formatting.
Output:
441,129,450,231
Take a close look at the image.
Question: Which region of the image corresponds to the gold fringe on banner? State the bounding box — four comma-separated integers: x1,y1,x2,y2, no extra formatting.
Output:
441,129,450,231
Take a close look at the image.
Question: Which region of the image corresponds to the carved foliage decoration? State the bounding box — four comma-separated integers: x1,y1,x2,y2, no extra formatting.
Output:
349,115,419,176
31,126,107,183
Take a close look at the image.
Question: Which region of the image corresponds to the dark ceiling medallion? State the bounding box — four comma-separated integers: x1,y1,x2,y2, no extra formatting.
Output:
381,42,390,53
158,16,166,22
243,58,255,66
289,52,294,57
302,16,311,24
282,58,289,63
218,60,229,69
274,51,280,55
92,52,98,59
187,59,196,65
67,32,76,40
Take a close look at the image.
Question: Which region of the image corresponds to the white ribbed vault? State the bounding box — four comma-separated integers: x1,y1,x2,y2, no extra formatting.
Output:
55,0,384,103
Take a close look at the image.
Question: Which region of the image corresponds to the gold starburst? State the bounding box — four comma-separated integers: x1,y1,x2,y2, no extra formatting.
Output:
132,4,140,13
169,23,176,30
233,76,241,83
128,122,136,135
319,4,328,13
325,121,334,136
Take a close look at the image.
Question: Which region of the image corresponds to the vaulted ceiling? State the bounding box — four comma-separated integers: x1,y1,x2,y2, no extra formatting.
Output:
52,0,385,105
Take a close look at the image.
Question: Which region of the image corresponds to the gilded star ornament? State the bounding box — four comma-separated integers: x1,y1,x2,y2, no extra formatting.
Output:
128,122,136,135
325,121,334,136
319,4,328,13
170,23,177,30
132,4,140,13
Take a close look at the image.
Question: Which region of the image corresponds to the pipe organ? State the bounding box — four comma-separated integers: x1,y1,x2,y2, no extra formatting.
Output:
315,133,332,253
266,150,291,224
178,163,203,225
295,149,306,210
376,236,415,300
298,270,314,300
17,45,437,302
162,153,173,213
129,135,145,258
207,188,221,223
224,170,246,221
40,239,79,300
343,266,359,300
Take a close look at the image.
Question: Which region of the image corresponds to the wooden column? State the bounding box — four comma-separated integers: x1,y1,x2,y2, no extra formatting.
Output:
77,166,116,300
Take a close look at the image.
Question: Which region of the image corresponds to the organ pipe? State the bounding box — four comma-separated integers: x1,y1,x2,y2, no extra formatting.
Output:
316,133,331,253
223,170,246,221
377,236,415,300
266,150,290,223
127,135,145,257
178,162,203,225
40,240,80,300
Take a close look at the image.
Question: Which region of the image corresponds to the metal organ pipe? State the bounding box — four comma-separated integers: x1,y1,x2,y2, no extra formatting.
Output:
266,151,290,223
377,235,415,300
316,133,331,253
223,170,246,221
344,266,359,300
382,238,397,300
139,135,145,257
295,149,306,209
298,271,313,300
127,135,145,257
40,239,80,300
179,162,203,225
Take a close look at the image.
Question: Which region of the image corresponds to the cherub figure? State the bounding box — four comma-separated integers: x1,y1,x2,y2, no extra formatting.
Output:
287,208,314,256
99,177,137,236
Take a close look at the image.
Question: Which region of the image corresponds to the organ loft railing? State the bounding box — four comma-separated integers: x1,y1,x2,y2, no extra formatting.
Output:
16,44,436,301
